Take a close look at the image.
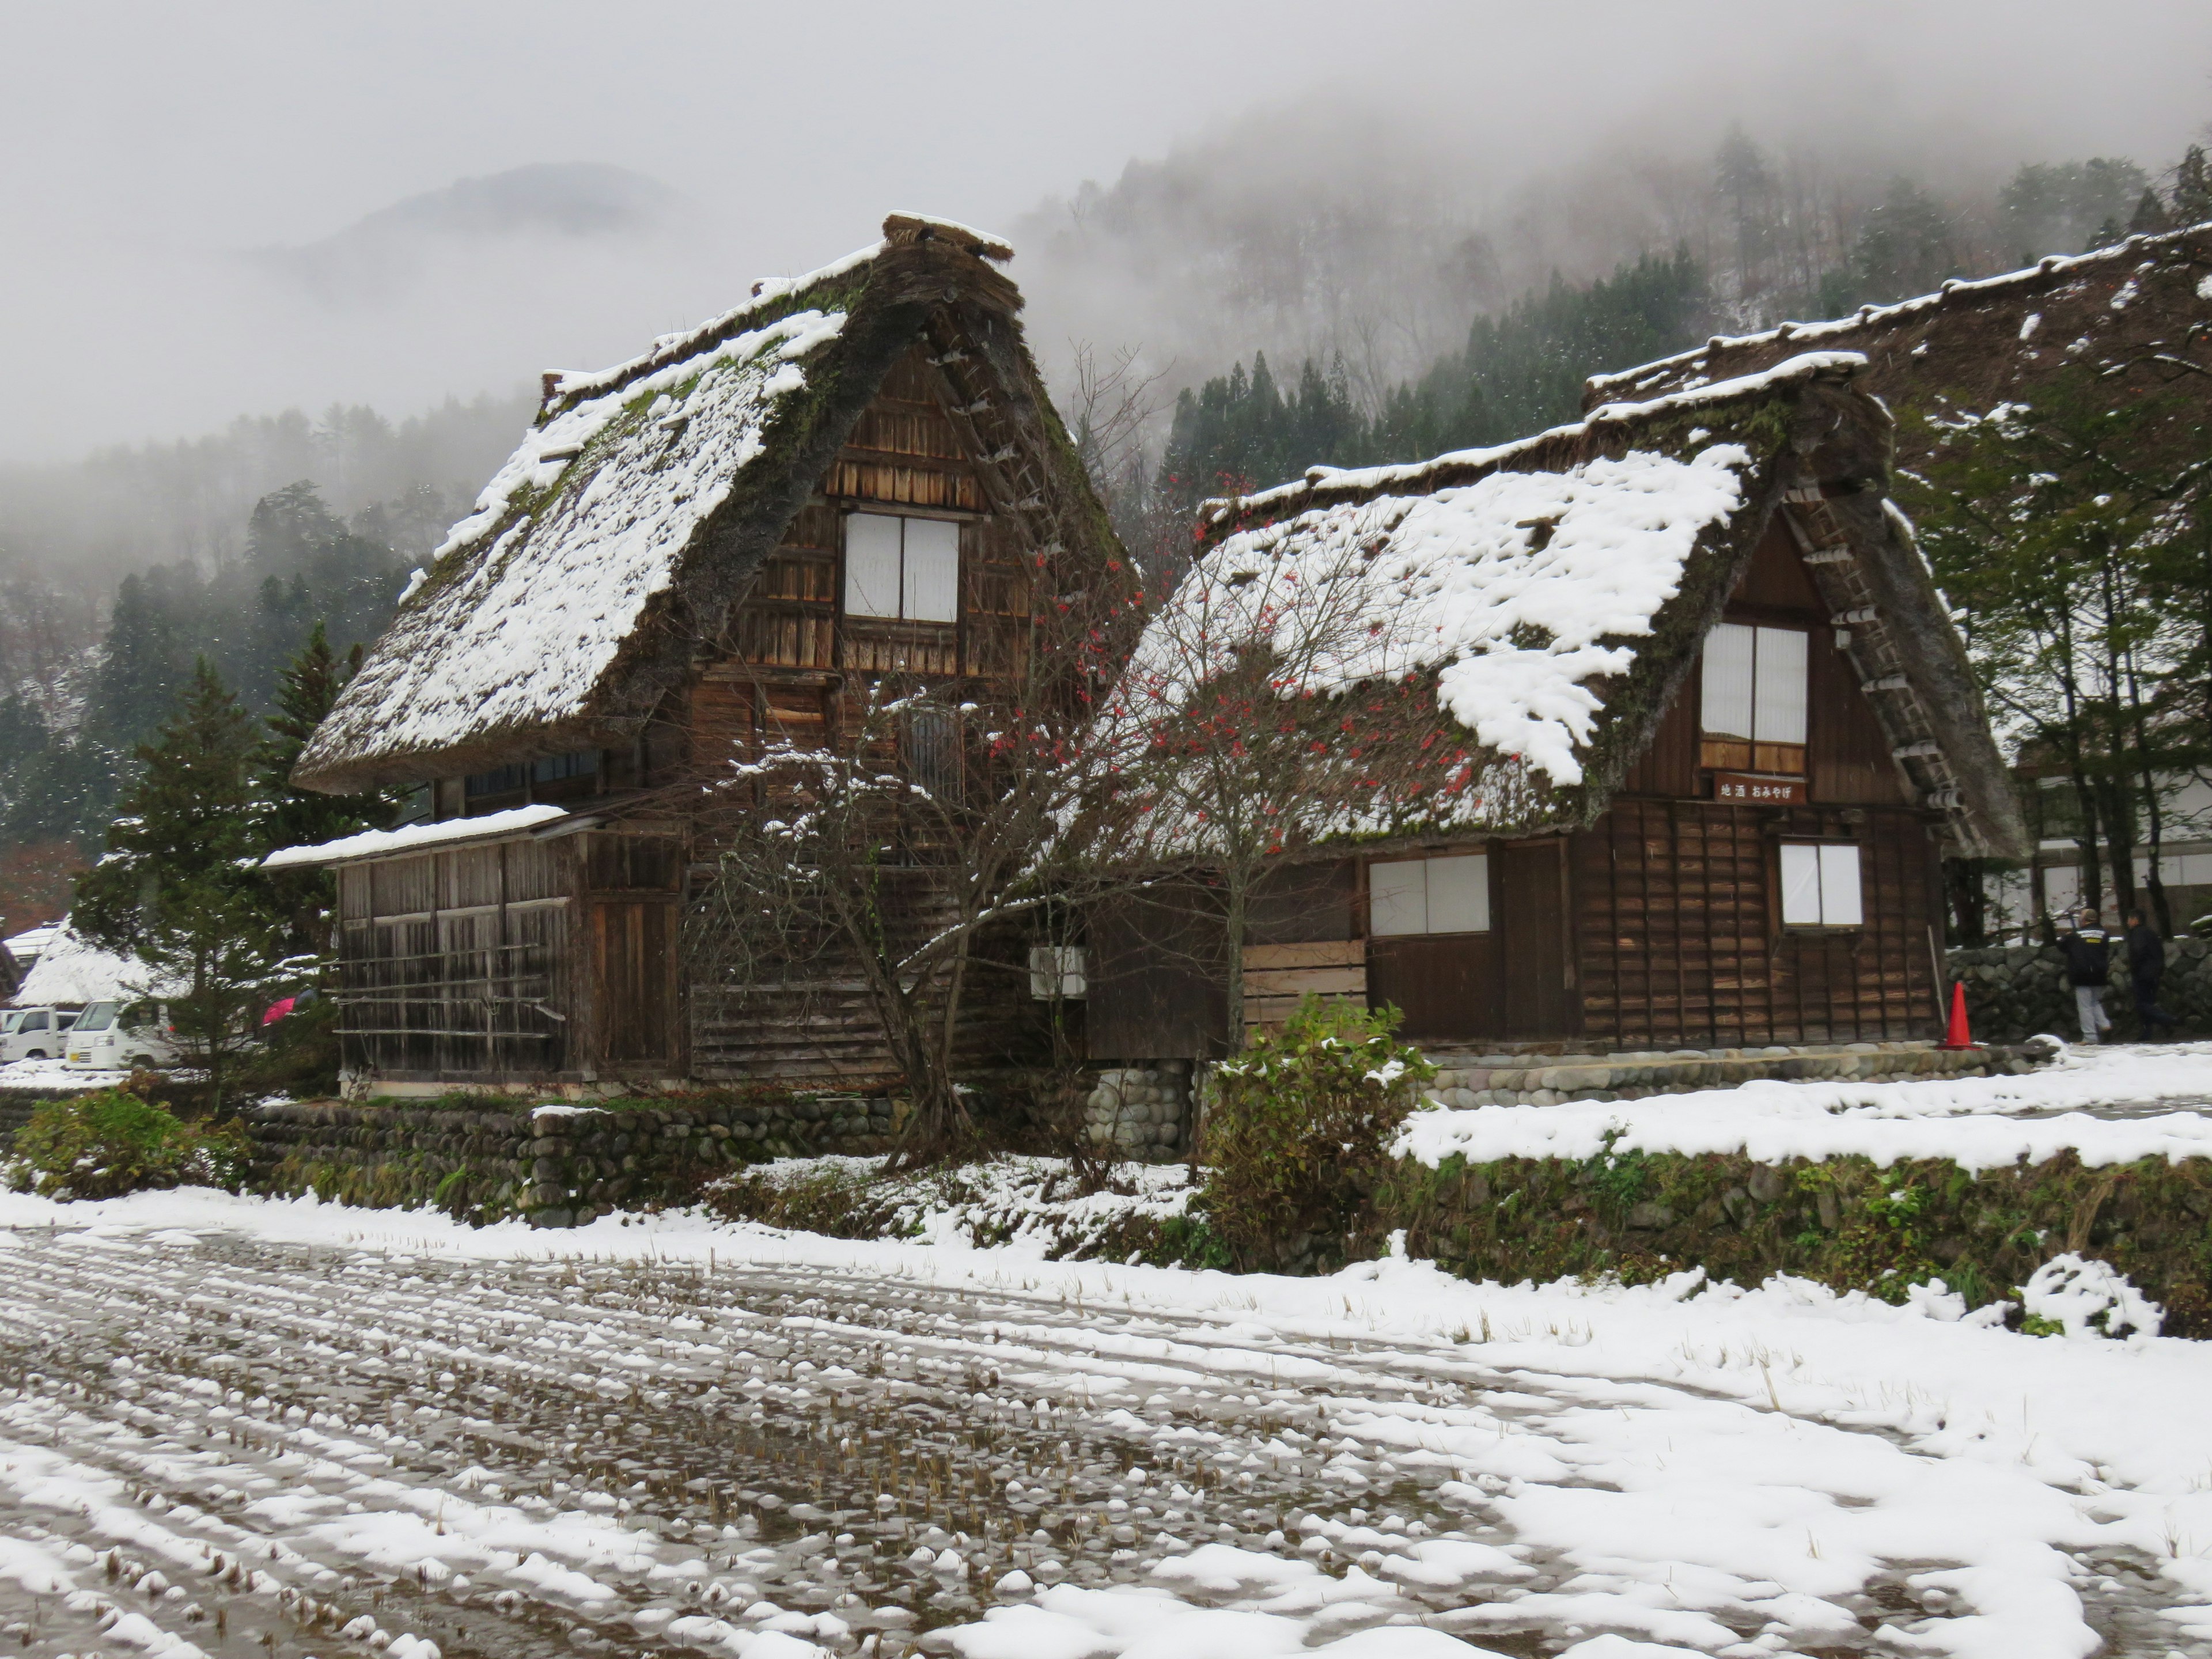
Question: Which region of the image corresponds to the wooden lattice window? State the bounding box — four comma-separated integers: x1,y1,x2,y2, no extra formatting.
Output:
844,512,960,623
1368,854,1491,936
1700,622,1807,775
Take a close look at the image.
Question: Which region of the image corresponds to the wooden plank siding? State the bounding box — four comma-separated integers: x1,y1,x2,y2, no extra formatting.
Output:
1242,941,1366,1031
1572,801,1941,1047
332,838,574,1080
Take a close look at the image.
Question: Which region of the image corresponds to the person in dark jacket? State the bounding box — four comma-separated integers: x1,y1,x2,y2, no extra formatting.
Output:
2058,908,2113,1043
2126,908,2181,1038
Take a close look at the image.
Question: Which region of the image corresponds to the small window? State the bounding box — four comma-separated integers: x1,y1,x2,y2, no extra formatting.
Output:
844,513,960,623
73,1002,118,1032
1368,854,1491,937
465,763,527,798
1779,842,1863,927
20,1010,47,1032
1701,622,1808,774
532,750,599,785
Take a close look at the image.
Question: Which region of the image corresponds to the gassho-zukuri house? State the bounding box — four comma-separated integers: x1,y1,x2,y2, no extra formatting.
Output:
272,214,1125,1094
1584,221,2212,933
1079,350,2028,1059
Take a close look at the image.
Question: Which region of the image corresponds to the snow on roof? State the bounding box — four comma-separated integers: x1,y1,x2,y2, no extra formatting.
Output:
11,919,174,1006
4,924,58,963
292,213,1055,794
1137,443,1751,797
262,804,570,869
297,300,844,780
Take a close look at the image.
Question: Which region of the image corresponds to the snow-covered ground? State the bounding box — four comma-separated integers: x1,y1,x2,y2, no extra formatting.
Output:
1,1181,2209,1658
1402,1040,2212,1172
0,1058,123,1092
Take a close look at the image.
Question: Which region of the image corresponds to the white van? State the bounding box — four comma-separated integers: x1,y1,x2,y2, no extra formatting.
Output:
1,1007,77,1063
63,1001,181,1071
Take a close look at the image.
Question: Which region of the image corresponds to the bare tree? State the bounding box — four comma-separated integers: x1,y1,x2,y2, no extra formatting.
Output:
1065,342,1177,582
1079,518,1491,1036
685,559,1147,1168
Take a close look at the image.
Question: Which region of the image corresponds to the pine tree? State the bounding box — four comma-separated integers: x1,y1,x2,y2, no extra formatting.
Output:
73,661,290,1115
2176,145,2212,227
2130,186,2172,236
254,622,396,949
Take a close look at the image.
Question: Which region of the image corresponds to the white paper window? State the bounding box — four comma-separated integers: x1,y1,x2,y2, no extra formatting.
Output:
1700,622,1756,740
1780,843,1863,927
1702,622,1808,744
903,517,960,622
843,513,903,619
843,512,962,623
1369,854,1491,936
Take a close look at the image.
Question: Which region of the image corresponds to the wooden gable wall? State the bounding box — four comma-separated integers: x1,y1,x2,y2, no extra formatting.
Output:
678,341,1056,1087
1620,517,1910,807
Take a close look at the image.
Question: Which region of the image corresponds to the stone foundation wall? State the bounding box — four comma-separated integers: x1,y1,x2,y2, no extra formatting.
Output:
247,1094,898,1226
1422,1040,2043,1108
1083,1062,1193,1157
1951,938,2212,1043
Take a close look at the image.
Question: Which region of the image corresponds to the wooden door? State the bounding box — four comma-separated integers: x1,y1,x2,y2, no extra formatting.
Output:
1368,934,1499,1041
1499,840,1574,1039
592,900,677,1066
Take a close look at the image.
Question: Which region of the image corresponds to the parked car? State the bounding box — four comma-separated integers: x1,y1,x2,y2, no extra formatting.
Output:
1,1006,77,1063
63,1001,181,1071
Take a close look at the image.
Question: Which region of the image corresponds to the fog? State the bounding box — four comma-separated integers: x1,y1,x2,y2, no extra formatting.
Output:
1,0,2207,558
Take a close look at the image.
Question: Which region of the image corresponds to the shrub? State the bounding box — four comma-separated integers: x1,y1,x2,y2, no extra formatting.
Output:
1203,997,1435,1272
6,1090,251,1200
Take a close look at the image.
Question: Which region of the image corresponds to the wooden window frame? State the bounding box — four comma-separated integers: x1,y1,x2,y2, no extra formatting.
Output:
1699,620,1809,777
1774,838,1865,933
839,507,971,627
1365,851,1492,938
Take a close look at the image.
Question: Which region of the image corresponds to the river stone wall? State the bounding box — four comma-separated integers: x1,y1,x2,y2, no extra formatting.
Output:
1422,1040,2043,1107
246,1094,899,1226
1083,1062,1193,1157
1951,938,2212,1044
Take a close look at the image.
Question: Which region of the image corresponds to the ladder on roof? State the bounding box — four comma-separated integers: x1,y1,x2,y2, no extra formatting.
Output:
1780,482,1976,847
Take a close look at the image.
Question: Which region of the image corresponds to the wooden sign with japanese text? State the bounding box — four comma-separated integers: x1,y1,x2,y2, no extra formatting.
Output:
1714,771,1806,805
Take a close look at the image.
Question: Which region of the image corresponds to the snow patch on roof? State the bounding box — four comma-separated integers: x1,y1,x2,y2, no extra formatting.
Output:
12,919,173,1006
4,925,58,964
263,804,569,869
301,304,844,774
1111,443,1750,804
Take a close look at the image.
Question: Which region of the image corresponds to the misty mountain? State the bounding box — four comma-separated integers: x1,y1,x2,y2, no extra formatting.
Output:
251,162,687,305
0,389,536,604
1014,104,2179,424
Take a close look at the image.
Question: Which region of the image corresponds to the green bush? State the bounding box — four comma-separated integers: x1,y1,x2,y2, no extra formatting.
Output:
1203,998,1435,1272
6,1090,252,1200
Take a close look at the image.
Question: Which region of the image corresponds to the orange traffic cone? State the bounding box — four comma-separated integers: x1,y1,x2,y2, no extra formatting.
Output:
1941,980,1975,1050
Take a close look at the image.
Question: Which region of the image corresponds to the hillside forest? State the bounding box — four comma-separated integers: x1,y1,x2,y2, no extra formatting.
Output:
2,128,2208,939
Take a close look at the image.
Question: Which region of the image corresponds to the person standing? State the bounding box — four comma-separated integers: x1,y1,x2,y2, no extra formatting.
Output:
2058,908,2114,1043
2126,907,2181,1038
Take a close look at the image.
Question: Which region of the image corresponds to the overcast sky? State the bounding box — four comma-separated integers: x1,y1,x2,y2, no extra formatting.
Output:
3,0,2210,461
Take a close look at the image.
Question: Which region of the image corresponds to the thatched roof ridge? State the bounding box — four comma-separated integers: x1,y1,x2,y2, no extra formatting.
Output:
1125,358,2027,860
1199,351,1866,539
295,215,1103,795
1583,222,2212,414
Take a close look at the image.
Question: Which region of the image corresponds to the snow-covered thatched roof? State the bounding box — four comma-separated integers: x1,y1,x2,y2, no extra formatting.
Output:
294,213,1107,795
1097,353,2027,859
10,919,173,1006
1583,222,2212,456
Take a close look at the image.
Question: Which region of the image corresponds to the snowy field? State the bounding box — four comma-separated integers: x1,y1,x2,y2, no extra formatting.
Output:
2,1181,2211,1659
